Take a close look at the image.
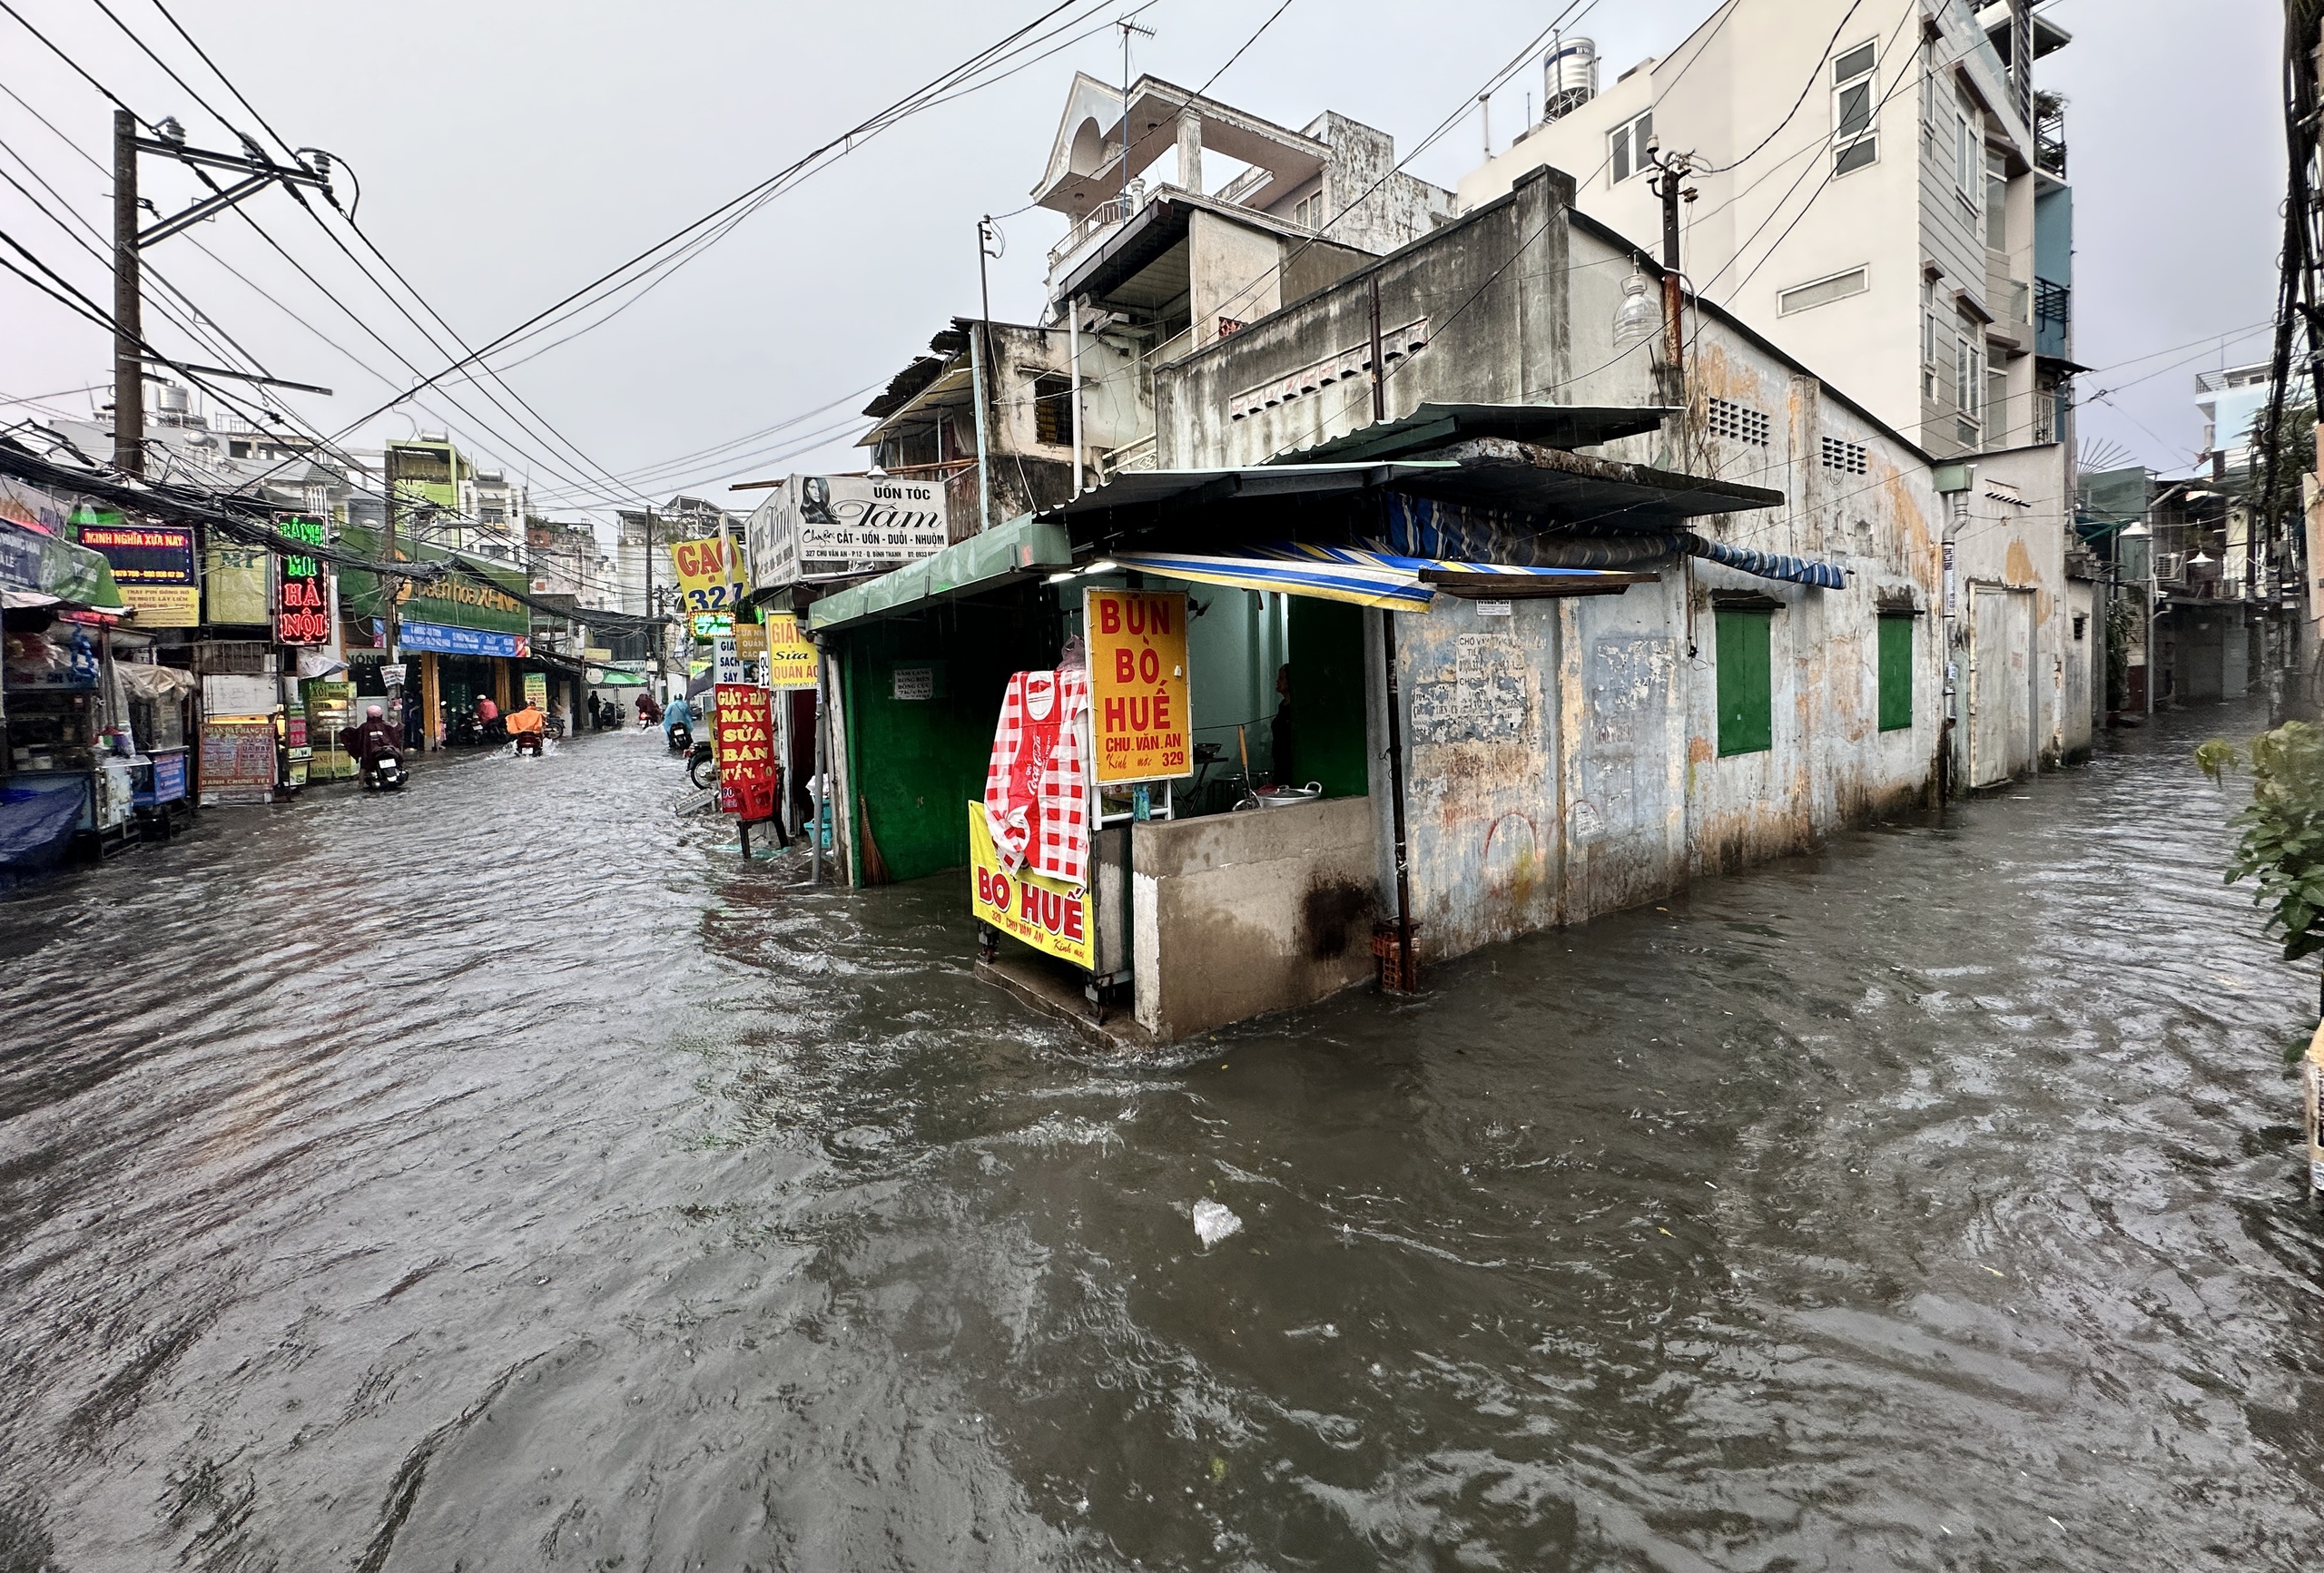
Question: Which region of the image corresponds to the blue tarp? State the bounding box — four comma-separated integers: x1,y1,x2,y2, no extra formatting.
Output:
0,780,86,887
1379,494,1846,590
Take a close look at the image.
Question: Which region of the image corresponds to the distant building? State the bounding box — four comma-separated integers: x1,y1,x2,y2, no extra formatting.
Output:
1458,0,2076,465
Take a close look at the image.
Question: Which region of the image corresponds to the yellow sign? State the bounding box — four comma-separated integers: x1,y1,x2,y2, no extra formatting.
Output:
205,543,271,624
1085,588,1190,784
669,535,749,613
763,616,819,690
120,585,200,627
969,801,1091,969
523,673,547,709
734,620,767,656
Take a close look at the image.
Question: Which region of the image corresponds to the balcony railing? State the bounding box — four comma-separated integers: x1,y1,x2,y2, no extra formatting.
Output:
1047,196,1133,273
2034,92,2067,178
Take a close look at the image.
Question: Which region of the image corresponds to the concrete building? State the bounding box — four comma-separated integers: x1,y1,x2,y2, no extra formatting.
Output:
1456,0,2076,468
1026,74,1455,479
810,162,2086,1043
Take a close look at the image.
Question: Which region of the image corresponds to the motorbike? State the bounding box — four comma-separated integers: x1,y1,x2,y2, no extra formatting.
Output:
665,722,694,756
448,713,481,747
688,738,717,791
513,729,545,757
362,744,408,791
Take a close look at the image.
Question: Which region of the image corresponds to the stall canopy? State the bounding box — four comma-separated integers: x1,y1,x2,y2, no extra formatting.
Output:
809,514,1072,633
0,518,125,610
1108,544,1654,609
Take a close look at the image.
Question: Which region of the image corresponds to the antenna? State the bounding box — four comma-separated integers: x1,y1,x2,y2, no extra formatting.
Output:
1119,15,1157,208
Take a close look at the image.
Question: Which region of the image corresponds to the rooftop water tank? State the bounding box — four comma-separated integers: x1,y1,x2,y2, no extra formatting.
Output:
1545,38,1598,122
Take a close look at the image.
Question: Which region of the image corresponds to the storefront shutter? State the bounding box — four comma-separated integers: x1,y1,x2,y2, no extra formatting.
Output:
1877,614,1914,732
1716,607,1774,757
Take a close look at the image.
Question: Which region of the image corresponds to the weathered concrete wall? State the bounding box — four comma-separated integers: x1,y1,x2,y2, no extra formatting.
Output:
1150,171,2069,975
1189,211,1285,349
1299,111,1456,254
1131,795,1378,1039
1958,443,2077,772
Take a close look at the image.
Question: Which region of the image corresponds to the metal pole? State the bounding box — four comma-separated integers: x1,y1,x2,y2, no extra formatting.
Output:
810,643,828,886
1381,608,1416,993
1069,296,1085,496
1369,274,1386,424
112,109,144,477
642,508,657,701
383,448,404,741
1658,155,1687,378
974,217,996,533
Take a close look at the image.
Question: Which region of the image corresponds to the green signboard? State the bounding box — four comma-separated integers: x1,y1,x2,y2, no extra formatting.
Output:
337,525,527,635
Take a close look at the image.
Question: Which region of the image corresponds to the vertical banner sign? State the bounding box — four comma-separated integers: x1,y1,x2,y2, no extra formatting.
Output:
763,616,820,690
968,801,1092,968
713,636,743,686
1084,588,1190,784
522,672,548,710
275,517,330,644
712,683,776,821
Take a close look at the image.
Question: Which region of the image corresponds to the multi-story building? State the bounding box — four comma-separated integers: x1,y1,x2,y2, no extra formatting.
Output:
1457,0,2076,464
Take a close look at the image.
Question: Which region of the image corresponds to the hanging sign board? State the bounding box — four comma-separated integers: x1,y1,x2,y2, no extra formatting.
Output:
205,542,271,625
763,616,819,690
690,612,734,641
79,522,199,626
713,636,744,686
968,801,1091,969
712,683,776,821
733,620,767,657
523,672,548,710
1084,588,1191,785
746,475,949,586
670,536,750,613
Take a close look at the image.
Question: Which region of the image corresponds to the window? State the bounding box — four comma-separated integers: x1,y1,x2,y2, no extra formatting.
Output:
1716,607,1774,757
1708,397,1769,447
1984,147,2009,249
1833,42,1877,174
1610,110,1653,183
1955,329,1985,433
1986,365,2010,439
1821,436,1868,475
1293,188,1325,229
1920,277,1940,398
1877,614,1913,732
1778,266,1868,315
1955,88,1980,210
1031,373,1072,447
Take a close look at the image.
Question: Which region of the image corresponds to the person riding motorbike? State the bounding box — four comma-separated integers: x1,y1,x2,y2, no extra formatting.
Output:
662,691,694,754
635,693,662,728
507,697,547,755
340,703,405,786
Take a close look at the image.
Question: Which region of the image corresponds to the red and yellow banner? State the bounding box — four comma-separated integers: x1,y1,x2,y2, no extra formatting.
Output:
713,683,776,821
969,801,1091,969
1085,587,1189,785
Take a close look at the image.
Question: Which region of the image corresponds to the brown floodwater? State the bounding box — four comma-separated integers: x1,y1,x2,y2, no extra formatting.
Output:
0,708,2318,1571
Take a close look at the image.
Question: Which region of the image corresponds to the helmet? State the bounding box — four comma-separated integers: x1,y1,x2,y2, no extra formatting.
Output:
367,704,383,719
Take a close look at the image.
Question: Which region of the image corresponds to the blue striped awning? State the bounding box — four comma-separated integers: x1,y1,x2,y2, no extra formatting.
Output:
1258,541,1634,584
1679,536,1847,590
1107,549,1437,609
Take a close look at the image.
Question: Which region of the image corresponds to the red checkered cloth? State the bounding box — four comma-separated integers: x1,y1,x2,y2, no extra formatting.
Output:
983,666,1089,884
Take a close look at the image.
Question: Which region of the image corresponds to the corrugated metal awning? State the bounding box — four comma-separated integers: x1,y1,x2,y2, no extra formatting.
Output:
1265,402,1680,465
807,513,1073,633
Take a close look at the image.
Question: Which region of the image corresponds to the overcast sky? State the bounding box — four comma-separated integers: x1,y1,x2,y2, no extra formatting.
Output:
0,0,2286,526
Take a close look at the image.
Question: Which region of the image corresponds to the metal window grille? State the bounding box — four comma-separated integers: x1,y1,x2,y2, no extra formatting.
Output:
1708,398,1769,446
1820,437,1868,475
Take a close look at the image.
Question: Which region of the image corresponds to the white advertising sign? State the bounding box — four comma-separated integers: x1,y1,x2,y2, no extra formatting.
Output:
746,475,949,587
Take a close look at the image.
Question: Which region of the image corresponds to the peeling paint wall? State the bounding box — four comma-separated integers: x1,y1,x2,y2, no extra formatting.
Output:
1153,170,2071,978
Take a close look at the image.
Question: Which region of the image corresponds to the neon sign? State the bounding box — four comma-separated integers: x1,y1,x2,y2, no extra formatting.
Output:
275,516,330,644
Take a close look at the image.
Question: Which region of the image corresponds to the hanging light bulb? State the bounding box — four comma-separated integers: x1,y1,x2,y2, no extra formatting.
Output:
1612,270,1658,347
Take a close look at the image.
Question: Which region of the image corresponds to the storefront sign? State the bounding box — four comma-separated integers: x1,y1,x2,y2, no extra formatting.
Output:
690,611,734,640
733,620,766,657
745,475,948,586
80,522,199,627
712,683,776,821
398,565,528,636
206,542,271,625
671,535,750,613
134,752,188,806
275,518,330,644
198,719,276,803
713,636,743,686
968,801,1091,968
523,672,548,710
763,616,819,690
398,619,528,658
1085,588,1190,784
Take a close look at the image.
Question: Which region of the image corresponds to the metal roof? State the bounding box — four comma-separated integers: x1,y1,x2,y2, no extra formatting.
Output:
1035,461,1453,526
1265,403,1681,465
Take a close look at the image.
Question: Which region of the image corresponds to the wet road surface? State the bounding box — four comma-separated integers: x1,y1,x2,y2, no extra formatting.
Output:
0,711,2319,1571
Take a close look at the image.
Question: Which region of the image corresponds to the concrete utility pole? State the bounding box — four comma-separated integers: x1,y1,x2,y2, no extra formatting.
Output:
643,508,658,698
973,215,999,534
112,110,143,476
383,448,404,738
1069,298,1086,496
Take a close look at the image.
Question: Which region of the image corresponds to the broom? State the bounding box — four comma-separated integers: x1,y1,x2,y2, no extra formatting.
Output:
857,793,891,886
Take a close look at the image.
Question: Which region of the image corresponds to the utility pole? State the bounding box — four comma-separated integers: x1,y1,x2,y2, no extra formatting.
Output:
1117,17,1154,211
112,110,143,476
110,115,332,477
1649,148,1694,380
973,215,999,534
1068,297,1085,496
642,508,658,699
1369,274,1386,424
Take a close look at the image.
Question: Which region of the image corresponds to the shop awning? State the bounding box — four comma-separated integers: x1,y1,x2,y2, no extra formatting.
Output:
1265,402,1681,465
1111,544,1656,611
0,518,125,610
809,513,1072,633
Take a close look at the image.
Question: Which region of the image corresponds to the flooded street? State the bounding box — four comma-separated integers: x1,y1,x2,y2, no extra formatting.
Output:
1,710,2319,1571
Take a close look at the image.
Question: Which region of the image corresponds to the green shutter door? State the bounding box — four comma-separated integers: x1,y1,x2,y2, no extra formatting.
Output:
1716,607,1774,757
1877,614,1914,732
